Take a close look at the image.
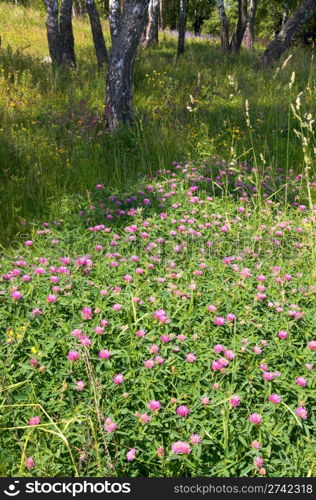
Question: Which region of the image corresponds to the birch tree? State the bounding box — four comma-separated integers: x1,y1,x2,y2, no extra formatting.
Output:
217,0,259,53
230,0,248,53
86,0,109,70
243,0,258,50
159,0,164,29
261,0,316,68
143,0,160,48
60,0,76,67
217,0,229,51
282,2,290,28
177,0,187,56
43,0,76,67
105,0,150,132
44,0,61,64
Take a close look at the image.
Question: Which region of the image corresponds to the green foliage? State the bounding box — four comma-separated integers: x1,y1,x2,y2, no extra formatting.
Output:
0,3,316,246
0,1,315,479
202,1,238,38
255,0,296,40
186,0,215,34
0,157,315,477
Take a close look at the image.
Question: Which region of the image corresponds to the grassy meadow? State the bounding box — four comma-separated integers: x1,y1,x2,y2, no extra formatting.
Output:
0,3,316,245
0,2,315,478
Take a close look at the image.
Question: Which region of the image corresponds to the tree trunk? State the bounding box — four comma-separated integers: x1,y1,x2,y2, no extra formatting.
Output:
177,0,187,56
230,0,248,53
60,0,76,67
193,3,204,37
86,0,109,69
143,0,159,48
44,0,62,64
261,0,316,69
105,0,150,131
282,2,289,28
194,15,203,36
216,0,229,51
243,0,257,50
109,0,122,39
159,0,163,29
140,12,148,45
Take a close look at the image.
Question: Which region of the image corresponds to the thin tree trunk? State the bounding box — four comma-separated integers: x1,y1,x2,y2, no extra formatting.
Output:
44,0,62,64
141,12,148,45
86,0,109,69
217,0,229,51
243,0,257,50
230,0,248,53
261,0,316,69
60,0,76,67
159,0,163,29
105,0,150,131
194,11,203,36
143,0,159,47
243,0,258,50
177,0,187,56
282,2,289,28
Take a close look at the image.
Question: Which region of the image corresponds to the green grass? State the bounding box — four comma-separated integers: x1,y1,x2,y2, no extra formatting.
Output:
0,3,316,479
0,158,315,477
0,3,315,247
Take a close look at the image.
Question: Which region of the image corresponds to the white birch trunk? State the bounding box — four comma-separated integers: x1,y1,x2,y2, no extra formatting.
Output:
217,0,229,51
105,0,150,131
177,0,187,56
143,0,159,48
